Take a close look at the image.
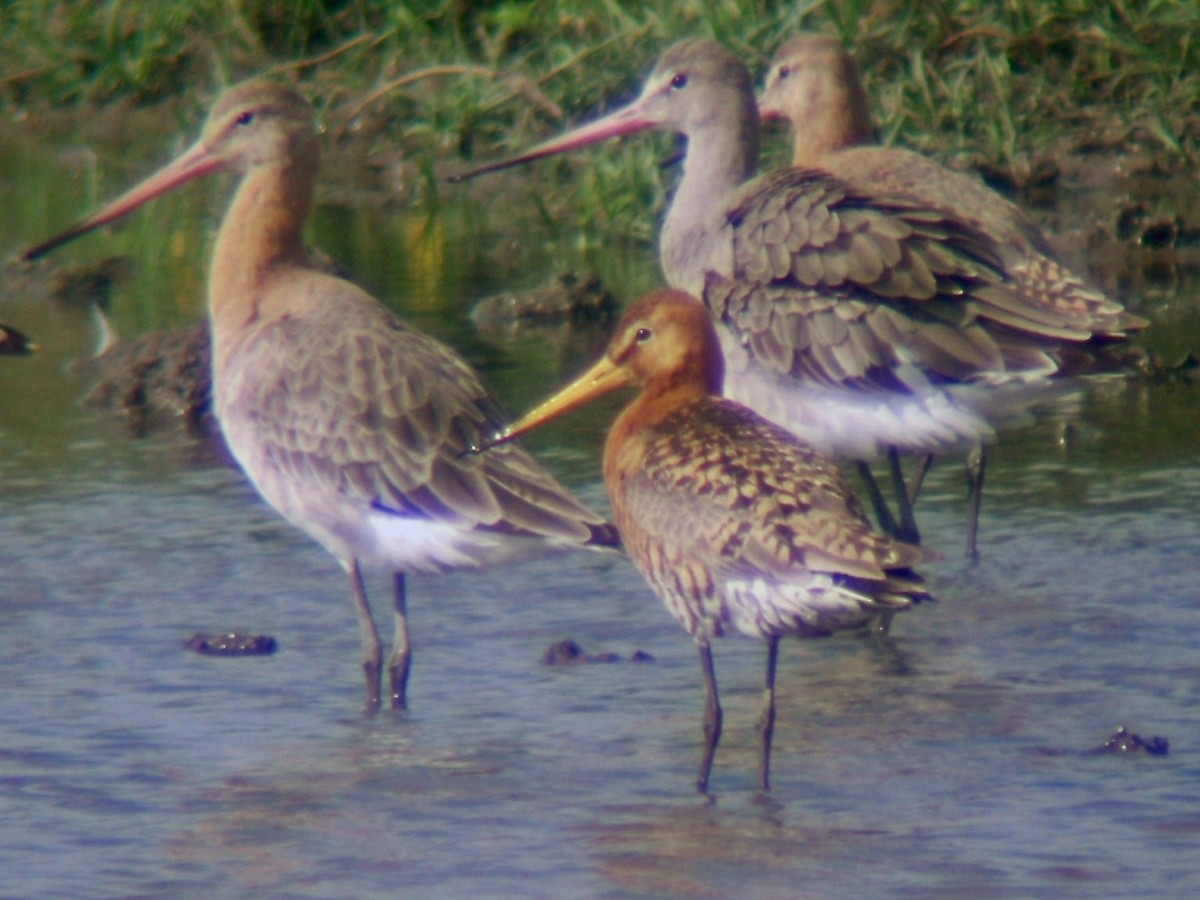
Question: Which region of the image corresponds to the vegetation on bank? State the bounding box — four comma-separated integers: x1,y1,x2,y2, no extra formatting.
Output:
3,1,1197,243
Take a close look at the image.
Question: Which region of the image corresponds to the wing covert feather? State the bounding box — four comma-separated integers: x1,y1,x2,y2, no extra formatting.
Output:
223,279,607,542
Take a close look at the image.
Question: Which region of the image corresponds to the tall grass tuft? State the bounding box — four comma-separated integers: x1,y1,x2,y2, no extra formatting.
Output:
4,1,1196,244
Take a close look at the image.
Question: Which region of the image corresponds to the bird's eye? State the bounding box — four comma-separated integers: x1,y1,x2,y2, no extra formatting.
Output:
778,65,791,81
635,327,652,343
235,111,256,127
670,73,688,90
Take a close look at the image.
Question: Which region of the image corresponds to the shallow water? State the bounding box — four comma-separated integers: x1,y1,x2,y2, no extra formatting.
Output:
2,108,1200,898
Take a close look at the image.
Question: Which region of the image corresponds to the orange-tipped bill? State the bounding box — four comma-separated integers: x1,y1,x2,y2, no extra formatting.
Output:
475,354,632,453
450,96,658,182
23,139,226,261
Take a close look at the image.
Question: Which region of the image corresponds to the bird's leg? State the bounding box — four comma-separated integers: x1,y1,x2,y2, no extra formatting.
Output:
887,448,921,545
348,560,383,712
906,453,935,508
697,641,723,794
856,461,901,538
756,636,780,792
387,572,412,710
870,447,926,634
872,610,896,638
964,445,988,560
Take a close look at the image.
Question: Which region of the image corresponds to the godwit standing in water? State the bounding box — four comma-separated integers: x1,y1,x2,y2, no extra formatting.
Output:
482,288,926,791
758,33,1146,532
25,81,618,710
455,39,1144,556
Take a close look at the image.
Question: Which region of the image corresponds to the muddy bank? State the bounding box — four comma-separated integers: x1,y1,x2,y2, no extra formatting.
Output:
82,321,214,436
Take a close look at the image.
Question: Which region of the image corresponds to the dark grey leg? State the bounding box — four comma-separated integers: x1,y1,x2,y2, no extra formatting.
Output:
697,641,723,794
873,609,896,637
906,452,935,507
887,448,921,545
387,572,412,710
757,636,780,792
856,460,901,538
348,560,383,712
965,445,988,559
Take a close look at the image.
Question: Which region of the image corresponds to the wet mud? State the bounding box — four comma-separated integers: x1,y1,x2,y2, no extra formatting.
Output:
541,638,655,665
185,632,280,657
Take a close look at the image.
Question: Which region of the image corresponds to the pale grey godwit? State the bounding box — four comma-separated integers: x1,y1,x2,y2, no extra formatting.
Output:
25,82,619,710
758,33,1147,548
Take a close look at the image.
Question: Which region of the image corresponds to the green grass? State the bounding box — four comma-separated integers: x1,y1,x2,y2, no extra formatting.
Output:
4,0,1197,244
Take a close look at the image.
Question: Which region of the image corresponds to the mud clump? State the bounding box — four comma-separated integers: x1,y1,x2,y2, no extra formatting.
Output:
84,321,214,436
1082,726,1169,757
185,632,278,656
1033,725,1169,758
472,272,621,366
471,271,618,330
541,638,654,666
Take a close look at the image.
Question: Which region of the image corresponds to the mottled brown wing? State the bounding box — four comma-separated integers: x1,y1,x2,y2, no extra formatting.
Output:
801,150,1144,339
706,273,1023,391
1006,255,1147,339
713,167,1095,387
623,399,921,583
232,282,612,544
727,168,1003,304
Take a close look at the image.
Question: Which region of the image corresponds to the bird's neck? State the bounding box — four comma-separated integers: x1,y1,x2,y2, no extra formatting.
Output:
602,379,710,513
661,105,759,293
607,371,710,449
791,74,874,165
794,108,873,165
208,149,315,333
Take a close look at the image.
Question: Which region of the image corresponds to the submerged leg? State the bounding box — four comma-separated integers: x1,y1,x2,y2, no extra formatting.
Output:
887,448,921,545
872,609,896,638
696,641,723,794
756,636,780,792
387,572,412,710
906,452,935,508
965,445,988,560
348,559,383,712
856,461,901,539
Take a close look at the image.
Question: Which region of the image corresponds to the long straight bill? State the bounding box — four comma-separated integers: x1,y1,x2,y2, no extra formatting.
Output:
449,99,656,183
23,139,224,261
472,355,630,454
